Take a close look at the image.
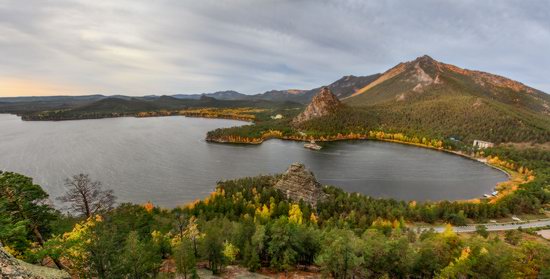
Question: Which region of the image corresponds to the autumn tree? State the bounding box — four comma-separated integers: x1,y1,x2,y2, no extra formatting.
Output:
184,216,201,257
57,173,116,217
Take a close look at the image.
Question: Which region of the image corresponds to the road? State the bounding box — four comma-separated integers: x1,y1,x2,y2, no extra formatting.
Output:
418,219,550,233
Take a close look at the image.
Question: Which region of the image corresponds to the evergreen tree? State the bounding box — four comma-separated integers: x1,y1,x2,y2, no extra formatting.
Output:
316,229,363,279
119,231,162,279
201,220,226,274
0,171,62,268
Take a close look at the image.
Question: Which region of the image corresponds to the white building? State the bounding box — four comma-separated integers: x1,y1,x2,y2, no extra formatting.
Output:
271,114,283,120
473,140,494,149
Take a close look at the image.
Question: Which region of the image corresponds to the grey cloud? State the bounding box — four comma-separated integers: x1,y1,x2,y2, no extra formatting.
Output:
0,0,549,96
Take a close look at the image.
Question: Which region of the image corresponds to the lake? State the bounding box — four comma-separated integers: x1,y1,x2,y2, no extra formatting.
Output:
0,114,507,207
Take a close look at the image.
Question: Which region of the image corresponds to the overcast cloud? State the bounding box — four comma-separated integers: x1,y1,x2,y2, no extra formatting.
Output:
0,0,549,96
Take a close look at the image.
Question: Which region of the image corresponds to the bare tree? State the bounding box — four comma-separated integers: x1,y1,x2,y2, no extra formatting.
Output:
57,174,116,217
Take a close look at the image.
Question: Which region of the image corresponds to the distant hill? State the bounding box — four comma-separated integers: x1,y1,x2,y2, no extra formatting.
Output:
20,95,302,121
250,89,307,103
0,94,105,103
172,90,248,100
169,75,382,104
0,95,108,114
250,74,381,104
71,97,161,113
312,74,382,99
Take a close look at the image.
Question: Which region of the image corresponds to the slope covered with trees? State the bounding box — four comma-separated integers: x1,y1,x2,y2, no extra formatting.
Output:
341,55,550,143
20,96,301,121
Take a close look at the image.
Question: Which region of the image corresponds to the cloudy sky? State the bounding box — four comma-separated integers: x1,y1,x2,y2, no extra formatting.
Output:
1,0,549,96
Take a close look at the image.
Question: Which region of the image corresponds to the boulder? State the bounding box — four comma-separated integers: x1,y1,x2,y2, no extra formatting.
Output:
274,163,324,207
0,247,70,279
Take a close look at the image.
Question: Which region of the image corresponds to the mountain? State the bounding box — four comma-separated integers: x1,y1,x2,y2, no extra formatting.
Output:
169,75,381,104
317,74,382,99
335,55,550,143
252,74,381,104
345,55,550,113
250,89,307,102
293,87,341,124
172,90,248,100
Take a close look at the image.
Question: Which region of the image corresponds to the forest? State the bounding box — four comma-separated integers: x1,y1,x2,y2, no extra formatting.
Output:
1,146,549,278
207,101,550,145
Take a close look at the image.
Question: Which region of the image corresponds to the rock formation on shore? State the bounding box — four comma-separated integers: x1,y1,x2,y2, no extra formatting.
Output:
292,87,341,125
274,163,324,207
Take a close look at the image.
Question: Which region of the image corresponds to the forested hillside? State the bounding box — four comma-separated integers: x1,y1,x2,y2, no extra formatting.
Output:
339,55,550,143
19,96,301,121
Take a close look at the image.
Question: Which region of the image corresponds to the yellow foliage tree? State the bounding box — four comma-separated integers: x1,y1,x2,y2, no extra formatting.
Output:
310,213,318,224
288,204,303,224
255,204,271,223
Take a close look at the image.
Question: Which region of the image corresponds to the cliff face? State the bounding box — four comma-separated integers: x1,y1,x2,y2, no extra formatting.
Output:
274,163,324,207
293,87,341,125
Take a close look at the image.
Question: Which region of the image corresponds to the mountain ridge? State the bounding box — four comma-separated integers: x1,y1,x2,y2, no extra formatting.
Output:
345,55,550,115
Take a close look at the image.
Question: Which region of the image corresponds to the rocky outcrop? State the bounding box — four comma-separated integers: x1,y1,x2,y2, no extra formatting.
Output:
274,163,324,207
1,247,70,279
293,87,341,125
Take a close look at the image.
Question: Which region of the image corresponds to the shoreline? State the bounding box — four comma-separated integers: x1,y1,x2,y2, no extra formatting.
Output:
207,134,526,203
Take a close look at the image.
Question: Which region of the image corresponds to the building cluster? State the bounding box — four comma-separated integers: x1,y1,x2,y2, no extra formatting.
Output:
473,140,494,149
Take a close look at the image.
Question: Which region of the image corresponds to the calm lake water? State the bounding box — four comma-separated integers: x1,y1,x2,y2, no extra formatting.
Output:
0,114,507,207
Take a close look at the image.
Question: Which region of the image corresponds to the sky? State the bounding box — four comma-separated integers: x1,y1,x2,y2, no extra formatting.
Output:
1,0,549,97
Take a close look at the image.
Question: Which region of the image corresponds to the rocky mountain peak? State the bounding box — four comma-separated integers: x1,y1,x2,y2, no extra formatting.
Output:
292,87,341,125
273,163,324,207
415,54,436,63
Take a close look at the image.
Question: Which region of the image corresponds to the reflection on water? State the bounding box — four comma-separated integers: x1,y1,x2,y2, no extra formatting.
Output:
0,114,507,207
